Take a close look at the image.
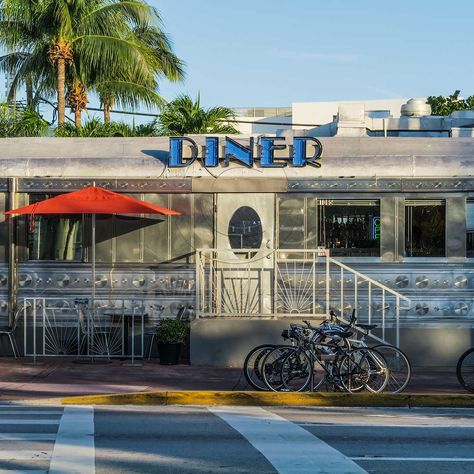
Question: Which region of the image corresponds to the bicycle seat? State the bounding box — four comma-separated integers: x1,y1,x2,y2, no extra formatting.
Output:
356,323,377,331
323,329,352,338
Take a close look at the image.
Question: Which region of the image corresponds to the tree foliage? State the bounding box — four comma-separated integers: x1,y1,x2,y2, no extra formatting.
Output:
0,104,49,137
54,117,157,137
427,90,474,116
0,0,184,127
156,94,239,135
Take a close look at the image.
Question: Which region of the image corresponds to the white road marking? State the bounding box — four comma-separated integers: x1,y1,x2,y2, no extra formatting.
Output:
0,410,63,415
210,406,367,474
298,422,474,428
0,450,51,460
0,433,56,441
0,419,59,425
49,406,95,474
1,471,47,474
352,457,474,462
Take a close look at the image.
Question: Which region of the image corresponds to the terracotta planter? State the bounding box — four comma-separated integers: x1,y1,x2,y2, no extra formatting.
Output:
158,342,181,365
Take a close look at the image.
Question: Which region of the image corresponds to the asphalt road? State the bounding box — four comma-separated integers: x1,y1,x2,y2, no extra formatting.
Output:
1,404,474,473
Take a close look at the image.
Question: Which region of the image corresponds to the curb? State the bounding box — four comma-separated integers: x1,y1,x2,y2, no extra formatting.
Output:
61,391,474,407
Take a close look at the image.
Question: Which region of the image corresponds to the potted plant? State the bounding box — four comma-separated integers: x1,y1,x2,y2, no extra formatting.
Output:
156,319,187,365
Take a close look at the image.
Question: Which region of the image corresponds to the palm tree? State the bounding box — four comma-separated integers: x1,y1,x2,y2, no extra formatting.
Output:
0,0,184,128
97,23,185,124
157,94,239,135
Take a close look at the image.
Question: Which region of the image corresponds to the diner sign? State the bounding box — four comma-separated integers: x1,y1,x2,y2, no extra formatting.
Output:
168,136,323,168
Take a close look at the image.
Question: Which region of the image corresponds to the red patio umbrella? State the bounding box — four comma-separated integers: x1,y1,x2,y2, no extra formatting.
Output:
5,186,181,305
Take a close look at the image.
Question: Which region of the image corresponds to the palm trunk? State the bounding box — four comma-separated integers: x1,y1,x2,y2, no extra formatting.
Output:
57,58,66,126
75,108,82,129
103,97,114,124
26,78,33,108
104,103,111,124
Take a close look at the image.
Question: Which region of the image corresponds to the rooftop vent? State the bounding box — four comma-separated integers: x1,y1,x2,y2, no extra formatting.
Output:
400,98,431,117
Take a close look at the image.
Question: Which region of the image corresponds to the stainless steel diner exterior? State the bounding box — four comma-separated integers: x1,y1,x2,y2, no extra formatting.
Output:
0,132,474,368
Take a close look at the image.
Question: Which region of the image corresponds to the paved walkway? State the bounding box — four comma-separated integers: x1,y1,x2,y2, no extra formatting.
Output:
0,358,465,401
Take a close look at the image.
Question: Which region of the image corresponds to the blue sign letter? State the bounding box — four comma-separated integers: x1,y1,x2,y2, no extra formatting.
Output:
292,137,323,167
260,137,287,168
169,137,198,167
204,137,219,167
225,137,254,167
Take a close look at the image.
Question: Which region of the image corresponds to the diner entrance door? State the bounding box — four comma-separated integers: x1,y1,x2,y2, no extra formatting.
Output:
214,193,275,315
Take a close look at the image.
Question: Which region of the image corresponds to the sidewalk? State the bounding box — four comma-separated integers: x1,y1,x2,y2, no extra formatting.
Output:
0,357,467,402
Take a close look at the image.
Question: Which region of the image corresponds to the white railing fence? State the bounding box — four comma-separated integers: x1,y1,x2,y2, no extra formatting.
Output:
196,248,411,346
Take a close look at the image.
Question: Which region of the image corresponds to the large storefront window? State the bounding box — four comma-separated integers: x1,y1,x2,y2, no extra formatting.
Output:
405,200,445,257
27,193,214,263
28,195,83,261
278,196,380,257
467,200,474,257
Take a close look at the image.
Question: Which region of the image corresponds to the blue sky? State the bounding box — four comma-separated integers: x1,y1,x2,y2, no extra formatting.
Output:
152,0,474,107
2,0,473,121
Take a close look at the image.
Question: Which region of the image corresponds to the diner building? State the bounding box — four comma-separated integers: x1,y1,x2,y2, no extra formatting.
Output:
0,98,474,367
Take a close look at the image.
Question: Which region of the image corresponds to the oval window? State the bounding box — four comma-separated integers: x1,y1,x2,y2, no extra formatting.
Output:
228,206,263,254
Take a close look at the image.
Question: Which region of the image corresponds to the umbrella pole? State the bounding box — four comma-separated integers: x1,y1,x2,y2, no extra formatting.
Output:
91,213,96,312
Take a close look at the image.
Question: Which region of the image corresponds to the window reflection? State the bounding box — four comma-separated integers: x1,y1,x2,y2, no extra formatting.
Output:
405,200,445,257
467,201,474,258
228,206,263,250
93,193,214,264
319,200,380,257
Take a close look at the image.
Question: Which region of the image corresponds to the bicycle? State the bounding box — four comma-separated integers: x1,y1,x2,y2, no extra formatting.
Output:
457,347,474,393
263,322,389,393
324,309,411,393
243,323,306,391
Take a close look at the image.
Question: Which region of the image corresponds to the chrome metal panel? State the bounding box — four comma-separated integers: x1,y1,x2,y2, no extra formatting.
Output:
446,197,466,260
17,178,192,193
287,178,474,193
380,197,396,262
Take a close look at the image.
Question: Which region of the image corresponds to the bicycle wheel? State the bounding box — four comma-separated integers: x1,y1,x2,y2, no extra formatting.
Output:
262,346,295,392
280,350,326,392
457,348,474,393
243,344,276,391
339,348,389,393
372,344,411,393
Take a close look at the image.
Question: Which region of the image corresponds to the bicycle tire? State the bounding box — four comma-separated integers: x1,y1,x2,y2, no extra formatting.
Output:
457,347,474,393
338,348,389,393
243,344,276,391
280,350,326,392
372,344,411,393
262,345,296,392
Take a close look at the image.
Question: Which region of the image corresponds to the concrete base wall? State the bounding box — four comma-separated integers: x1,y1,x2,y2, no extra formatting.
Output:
190,319,474,369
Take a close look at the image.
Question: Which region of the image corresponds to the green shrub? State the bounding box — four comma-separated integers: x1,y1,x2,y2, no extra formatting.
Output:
156,319,187,344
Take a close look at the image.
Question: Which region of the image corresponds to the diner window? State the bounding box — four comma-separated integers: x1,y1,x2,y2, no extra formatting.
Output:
278,196,380,256
318,200,380,257
467,201,474,257
96,193,214,264
405,200,445,257
28,195,82,261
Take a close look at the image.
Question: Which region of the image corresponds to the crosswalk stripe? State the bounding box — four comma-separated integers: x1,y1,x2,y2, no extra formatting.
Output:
49,406,95,474
0,450,51,460
210,406,367,474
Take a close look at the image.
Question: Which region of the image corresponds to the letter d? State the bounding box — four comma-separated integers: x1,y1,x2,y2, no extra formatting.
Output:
169,137,198,167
